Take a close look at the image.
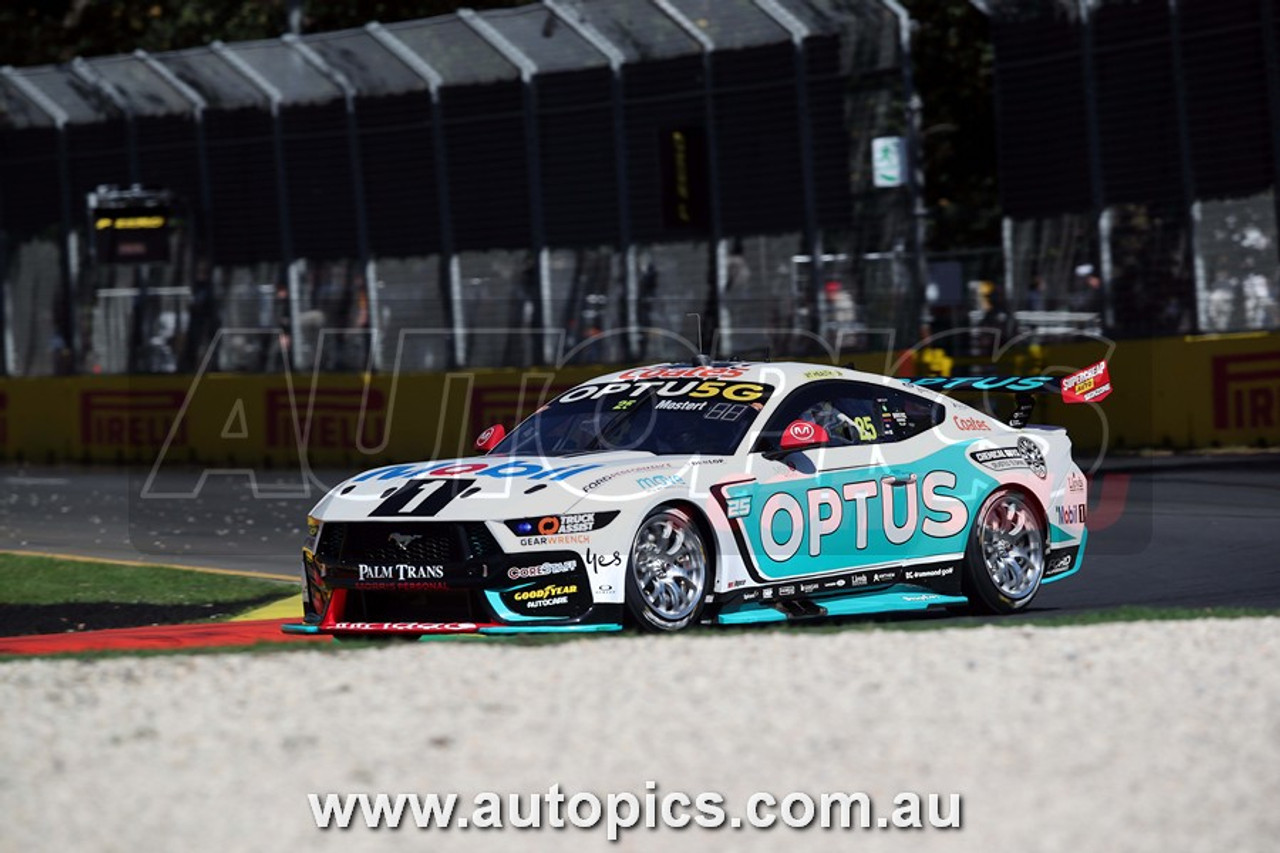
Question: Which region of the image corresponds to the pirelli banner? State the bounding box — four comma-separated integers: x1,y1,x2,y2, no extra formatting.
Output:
0,332,1276,467
0,368,606,468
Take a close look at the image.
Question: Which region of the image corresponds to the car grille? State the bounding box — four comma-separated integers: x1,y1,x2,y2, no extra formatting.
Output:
316,521,503,565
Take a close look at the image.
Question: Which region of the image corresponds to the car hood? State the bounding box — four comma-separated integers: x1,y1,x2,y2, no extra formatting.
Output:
310,451,734,522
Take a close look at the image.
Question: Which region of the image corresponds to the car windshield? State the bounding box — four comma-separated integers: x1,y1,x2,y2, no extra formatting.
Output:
495,378,774,457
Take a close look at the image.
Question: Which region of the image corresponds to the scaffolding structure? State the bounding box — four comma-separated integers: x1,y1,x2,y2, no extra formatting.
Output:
0,0,921,376
979,0,1280,337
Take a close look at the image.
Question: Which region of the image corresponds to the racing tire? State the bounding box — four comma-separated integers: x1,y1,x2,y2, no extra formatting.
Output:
962,488,1047,614
625,506,714,632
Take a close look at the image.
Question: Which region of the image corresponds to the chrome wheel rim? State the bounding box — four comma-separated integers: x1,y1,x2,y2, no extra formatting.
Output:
631,510,707,622
978,492,1045,600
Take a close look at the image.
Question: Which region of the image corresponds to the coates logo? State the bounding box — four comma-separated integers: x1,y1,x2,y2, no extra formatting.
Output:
266,388,386,451
788,421,816,443
1212,351,1280,430
81,390,187,449
952,415,991,431
1067,472,1085,493
617,364,749,381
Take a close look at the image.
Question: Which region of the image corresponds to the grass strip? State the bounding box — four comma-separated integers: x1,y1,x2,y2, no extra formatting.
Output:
0,553,292,606
0,552,297,638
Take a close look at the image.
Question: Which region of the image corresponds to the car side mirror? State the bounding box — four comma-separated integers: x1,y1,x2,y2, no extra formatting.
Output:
764,419,829,460
474,423,506,452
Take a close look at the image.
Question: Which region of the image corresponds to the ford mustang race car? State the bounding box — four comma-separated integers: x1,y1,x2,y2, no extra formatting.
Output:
284,359,1109,637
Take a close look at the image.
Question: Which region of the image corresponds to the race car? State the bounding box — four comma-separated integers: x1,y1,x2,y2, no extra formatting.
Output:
283,359,1108,637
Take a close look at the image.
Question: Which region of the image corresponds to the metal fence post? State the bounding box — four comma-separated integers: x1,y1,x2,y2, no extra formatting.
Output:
0,227,8,375
136,51,213,260
756,0,824,350
1167,0,1205,334
875,0,928,349
284,34,381,372
71,58,139,186
652,0,727,356
210,41,297,370
459,9,553,365
366,22,464,369
1077,0,1111,329
1002,216,1016,312
1261,0,1280,274
1,67,76,373
544,0,638,361
72,58,153,372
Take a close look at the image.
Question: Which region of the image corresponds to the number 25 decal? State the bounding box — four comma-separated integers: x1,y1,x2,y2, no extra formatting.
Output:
852,416,877,441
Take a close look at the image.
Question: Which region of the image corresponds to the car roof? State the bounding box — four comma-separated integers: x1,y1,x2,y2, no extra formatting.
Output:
583,360,930,397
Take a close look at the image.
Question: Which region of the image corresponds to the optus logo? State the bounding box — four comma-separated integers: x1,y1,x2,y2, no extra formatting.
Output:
756,470,969,562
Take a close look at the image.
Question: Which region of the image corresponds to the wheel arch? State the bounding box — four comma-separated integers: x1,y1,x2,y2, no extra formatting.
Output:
963,480,1051,613
622,499,719,631
653,498,719,573
982,481,1050,539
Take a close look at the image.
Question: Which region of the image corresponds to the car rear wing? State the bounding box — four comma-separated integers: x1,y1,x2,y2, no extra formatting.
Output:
903,360,1112,428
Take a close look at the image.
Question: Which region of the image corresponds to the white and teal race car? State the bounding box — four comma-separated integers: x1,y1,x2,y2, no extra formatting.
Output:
286,359,1108,637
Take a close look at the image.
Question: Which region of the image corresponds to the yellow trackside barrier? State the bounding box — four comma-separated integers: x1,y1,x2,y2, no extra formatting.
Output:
0,366,607,468
0,333,1276,467
1026,332,1280,450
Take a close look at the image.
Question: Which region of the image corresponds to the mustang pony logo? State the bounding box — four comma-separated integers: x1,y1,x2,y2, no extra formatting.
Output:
388,533,423,551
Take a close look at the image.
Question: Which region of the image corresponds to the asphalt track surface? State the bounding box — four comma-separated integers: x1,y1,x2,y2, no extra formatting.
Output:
1,454,1278,619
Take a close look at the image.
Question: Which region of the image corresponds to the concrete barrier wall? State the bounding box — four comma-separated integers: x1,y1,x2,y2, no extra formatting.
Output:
0,332,1276,468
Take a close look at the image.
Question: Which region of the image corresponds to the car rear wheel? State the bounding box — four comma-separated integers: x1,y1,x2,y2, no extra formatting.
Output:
625,506,712,631
963,488,1046,614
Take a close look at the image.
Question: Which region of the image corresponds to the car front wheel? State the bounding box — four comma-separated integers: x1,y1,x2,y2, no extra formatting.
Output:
625,506,712,631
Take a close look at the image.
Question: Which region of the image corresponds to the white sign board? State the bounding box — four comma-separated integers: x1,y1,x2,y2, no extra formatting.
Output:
872,136,905,188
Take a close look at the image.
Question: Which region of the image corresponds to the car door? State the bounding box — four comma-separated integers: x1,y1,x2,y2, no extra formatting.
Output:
722,380,970,582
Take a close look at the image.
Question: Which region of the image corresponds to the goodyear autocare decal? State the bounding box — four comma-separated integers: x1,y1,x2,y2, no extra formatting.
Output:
723,445,996,581
487,576,593,622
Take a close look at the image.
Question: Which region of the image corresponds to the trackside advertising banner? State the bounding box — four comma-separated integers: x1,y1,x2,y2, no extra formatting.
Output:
0,332,1275,465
